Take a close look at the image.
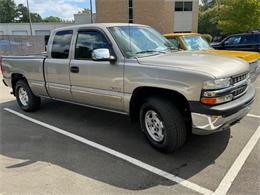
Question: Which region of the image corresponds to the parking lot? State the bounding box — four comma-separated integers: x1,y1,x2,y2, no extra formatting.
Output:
0,76,259,195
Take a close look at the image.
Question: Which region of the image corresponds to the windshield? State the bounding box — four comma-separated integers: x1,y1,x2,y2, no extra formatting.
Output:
183,35,212,50
109,26,176,58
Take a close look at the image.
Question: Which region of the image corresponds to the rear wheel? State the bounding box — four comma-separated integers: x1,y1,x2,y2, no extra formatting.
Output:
140,97,187,152
15,80,41,112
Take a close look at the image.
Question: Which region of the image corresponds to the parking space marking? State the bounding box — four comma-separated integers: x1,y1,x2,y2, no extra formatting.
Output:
0,100,13,104
247,114,260,119
4,108,213,195
214,126,260,195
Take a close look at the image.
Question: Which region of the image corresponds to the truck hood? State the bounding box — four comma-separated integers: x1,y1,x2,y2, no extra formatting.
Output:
207,49,260,62
137,51,249,79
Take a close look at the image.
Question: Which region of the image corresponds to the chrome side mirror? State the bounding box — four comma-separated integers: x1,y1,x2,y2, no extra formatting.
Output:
92,48,116,61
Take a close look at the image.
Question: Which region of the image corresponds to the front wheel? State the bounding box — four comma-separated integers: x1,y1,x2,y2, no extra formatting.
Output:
140,97,187,152
15,80,41,112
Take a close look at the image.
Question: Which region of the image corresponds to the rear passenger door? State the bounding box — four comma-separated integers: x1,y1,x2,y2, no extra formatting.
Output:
69,29,124,111
45,30,73,100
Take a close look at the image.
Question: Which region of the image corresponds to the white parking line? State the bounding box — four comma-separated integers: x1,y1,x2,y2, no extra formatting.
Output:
214,126,260,195
4,108,213,195
247,114,260,119
0,100,13,104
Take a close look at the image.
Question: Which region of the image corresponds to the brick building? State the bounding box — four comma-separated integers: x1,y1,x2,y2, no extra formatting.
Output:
96,0,199,34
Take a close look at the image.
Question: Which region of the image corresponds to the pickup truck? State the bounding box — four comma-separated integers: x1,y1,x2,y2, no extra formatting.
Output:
1,23,256,152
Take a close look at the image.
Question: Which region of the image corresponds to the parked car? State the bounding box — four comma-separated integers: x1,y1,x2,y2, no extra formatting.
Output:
1,24,255,152
211,31,260,52
164,33,260,82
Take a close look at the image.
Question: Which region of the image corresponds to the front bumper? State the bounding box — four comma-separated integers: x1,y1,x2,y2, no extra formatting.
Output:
190,85,255,135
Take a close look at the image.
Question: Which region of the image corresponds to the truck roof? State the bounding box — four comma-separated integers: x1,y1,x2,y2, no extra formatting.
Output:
52,23,147,32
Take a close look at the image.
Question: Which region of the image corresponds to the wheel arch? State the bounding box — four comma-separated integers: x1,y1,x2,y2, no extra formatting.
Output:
11,73,27,96
129,86,192,132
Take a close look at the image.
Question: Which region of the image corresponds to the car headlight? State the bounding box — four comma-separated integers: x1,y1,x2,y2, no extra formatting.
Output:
203,78,231,90
201,78,232,105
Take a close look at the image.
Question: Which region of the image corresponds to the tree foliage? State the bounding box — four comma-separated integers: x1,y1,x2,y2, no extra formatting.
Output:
43,16,62,23
0,0,16,23
199,0,260,35
198,6,220,36
16,4,43,23
0,0,62,23
216,0,260,34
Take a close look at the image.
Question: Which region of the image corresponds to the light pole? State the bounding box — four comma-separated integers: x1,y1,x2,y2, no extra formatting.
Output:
26,0,33,35
90,0,93,23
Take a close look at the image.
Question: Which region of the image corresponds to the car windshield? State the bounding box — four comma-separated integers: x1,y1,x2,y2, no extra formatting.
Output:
109,26,176,58
183,35,212,50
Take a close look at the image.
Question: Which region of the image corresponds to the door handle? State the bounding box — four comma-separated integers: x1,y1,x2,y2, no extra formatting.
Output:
70,66,79,73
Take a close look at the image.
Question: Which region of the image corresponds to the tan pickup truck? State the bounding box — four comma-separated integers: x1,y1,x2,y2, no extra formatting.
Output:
1,24,256,152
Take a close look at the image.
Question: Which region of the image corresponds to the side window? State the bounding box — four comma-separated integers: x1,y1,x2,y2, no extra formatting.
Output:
224,36,241,45
240,35,254,45
51,30,73,59
168,38,180,48
75,30,110,60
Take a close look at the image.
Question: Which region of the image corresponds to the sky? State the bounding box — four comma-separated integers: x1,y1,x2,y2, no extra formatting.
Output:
14,0,96,21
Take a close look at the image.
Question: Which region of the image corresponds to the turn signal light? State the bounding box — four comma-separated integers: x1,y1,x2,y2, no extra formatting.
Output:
201,97,217,105
201,94,233,105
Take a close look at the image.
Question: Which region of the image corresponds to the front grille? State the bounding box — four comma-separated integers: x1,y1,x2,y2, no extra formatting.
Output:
232,85,247,98
230,73,248,85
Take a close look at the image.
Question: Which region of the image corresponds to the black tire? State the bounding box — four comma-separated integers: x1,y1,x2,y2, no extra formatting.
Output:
140,97,187,153
15,80,41,112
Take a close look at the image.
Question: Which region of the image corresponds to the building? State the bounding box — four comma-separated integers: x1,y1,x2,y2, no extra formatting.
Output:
74,13,96,24
0,12,96,36
96,0,199,34
0,23,72,36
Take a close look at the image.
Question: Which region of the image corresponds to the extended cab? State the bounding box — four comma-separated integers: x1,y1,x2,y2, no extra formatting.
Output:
1,24,256,152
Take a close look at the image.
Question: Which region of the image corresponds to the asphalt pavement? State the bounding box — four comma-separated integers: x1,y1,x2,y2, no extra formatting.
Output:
0,76,259,195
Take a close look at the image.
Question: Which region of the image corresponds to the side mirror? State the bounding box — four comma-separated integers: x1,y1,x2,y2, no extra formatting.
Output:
92,48,116,61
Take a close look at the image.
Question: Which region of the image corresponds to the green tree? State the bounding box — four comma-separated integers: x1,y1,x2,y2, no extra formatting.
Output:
198,6,220,36
0,0,16,23
43,16,62,22
216,0,260,34
16,3,43,23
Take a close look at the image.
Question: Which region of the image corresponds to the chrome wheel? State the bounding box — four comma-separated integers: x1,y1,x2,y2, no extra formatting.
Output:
144,110,165,142
18,87,29,106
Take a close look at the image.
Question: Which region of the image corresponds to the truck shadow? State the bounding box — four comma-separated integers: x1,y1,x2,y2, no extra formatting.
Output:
0,100,230,190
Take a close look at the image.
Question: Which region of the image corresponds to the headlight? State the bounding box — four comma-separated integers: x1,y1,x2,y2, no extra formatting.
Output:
203,78,231,90
201,78,232,105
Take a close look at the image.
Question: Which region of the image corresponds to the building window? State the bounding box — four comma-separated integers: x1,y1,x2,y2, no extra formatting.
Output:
175,1,192,12
128,0,133,23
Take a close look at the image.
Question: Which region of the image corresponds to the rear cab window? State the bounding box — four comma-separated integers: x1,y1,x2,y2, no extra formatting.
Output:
51,30,73,59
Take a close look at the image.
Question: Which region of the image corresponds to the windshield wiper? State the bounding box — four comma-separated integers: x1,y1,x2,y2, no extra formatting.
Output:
135,50,167,55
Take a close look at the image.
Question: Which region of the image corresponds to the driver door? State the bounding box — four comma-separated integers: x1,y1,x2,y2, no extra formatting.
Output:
69,29,124,112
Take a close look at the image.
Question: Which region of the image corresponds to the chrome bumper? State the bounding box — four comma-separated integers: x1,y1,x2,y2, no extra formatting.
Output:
192,106,251,135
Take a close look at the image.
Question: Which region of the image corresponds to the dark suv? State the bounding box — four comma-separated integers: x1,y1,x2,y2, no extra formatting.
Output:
211,31,260,52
